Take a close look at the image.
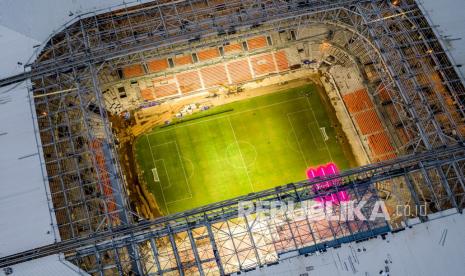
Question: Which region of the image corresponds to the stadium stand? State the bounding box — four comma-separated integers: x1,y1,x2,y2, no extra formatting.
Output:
250,53,276,76
177,71,203,94
342,88,397,161
147,58,169,73
367,132,395,157
224,42,243,54
89,139,119,224
247,36,268,51
140,88,156,101
197,48,221,61
122,64,144,78
354,109,384,135
153,76,179,98
274,50,290,72
377,84,392,103
342,89,373,113
226,60,253,83
174,54,193,66
200,65,228,87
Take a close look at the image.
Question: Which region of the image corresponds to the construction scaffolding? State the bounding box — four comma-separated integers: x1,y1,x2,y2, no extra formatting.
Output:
1,0,465,275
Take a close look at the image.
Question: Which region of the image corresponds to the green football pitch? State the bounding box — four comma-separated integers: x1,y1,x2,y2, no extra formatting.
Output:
135,84,356,214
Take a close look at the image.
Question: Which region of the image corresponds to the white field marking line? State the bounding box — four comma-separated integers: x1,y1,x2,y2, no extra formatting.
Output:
148,97,307,136
306,121,320,149
304,96,334,162
151,140,178,148
287,113,308,167
307,122,328,152
174,141,193,197
154,159,172,190
227,117,255,192
151,140,192,204
146,135,170,214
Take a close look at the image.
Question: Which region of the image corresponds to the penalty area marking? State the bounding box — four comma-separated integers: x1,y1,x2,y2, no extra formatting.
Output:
146,135,169,214
287,111,308,167
145,135,192,214
304,95,334,162
153,159,172,190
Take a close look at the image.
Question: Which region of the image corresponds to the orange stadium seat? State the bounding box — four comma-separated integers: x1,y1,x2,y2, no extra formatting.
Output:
200,65,228,87
224,43,242,54
396,128,411,145
385,104,401,124
354,109,384,135
140,88,155,101
153,84,179,98
174,54,193,66
227,59,253,84
247,36,268,51
342,89,373,113
377,84,392,102
89,140,119,224
147,58,169,73
177,71,202,93
122,64,144,78
197,48,220,61
250,54,276,76
153,76,179,98
274,50,289,72
367,132,395,156
374,153,397,162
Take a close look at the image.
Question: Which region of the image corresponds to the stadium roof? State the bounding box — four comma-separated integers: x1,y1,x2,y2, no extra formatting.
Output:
0,82,57,258
247,210,465,276
0,0,465,274
0,0,129,263
417,0,465,82
2,254,88,276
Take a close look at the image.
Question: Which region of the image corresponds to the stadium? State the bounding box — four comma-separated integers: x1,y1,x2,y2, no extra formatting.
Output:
1,0,465,275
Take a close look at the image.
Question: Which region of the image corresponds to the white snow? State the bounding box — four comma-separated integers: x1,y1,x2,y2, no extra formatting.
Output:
0,254,88,276
0,82,57,257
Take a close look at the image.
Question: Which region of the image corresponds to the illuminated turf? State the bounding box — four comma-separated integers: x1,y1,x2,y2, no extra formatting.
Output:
135,84,356,214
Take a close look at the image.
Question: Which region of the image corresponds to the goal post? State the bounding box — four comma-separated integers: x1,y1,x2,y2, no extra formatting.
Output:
320,127,329,141
152,168,160,182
